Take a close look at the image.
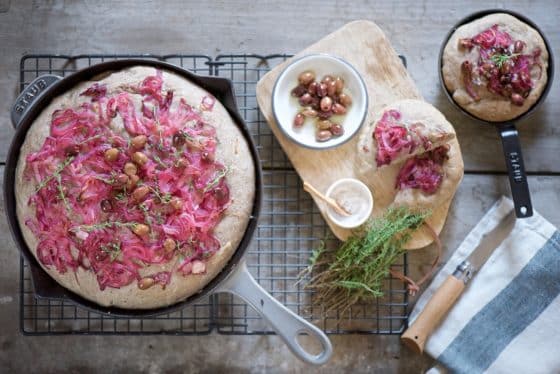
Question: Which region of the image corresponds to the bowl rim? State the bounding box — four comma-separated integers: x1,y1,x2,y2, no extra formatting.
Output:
325,177,373,229
271,53,369,150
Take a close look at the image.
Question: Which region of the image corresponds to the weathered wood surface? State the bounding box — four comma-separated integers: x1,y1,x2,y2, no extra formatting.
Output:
0,0,558,172
0,1,559,373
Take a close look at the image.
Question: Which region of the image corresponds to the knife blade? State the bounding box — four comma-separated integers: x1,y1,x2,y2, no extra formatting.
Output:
401,209,516,354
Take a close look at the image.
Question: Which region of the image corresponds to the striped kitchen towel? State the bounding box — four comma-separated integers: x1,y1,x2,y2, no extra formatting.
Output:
409,196,560,374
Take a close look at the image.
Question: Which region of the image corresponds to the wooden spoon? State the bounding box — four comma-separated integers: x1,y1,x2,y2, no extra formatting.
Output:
303,181,351,217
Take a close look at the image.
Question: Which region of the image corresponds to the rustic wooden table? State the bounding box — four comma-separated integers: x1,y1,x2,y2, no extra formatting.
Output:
0,1,558,373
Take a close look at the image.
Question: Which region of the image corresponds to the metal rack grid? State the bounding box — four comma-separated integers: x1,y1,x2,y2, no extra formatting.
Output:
19,54,409,336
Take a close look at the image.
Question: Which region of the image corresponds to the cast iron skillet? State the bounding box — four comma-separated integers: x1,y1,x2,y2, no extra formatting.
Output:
5,59,332,365
439,9,555,218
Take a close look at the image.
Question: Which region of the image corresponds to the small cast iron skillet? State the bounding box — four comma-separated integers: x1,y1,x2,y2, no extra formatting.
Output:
439,9,555,218
5,59,332,365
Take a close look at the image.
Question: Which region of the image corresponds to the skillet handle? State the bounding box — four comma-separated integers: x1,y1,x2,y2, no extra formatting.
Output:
497,124,533,218
11,75,62,129
216,261,333,365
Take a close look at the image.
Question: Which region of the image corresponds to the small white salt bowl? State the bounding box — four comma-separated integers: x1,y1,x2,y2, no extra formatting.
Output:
325,178,373,229
272,54,368,150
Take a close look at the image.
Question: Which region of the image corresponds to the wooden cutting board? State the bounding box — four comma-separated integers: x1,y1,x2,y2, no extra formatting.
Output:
256,20,460,249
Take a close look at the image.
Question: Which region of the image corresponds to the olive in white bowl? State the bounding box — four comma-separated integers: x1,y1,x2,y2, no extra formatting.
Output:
272,54,368,150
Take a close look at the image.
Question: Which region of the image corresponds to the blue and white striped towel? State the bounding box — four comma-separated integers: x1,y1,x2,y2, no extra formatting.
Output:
409,196,560,374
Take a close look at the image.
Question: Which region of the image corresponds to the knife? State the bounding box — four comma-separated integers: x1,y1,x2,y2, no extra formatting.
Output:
401,209,517,354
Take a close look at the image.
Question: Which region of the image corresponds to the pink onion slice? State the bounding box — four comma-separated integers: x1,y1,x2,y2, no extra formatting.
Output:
373,109,415,167
396,145,449,194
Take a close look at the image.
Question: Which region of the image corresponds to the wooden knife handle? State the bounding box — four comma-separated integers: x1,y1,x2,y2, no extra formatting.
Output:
401,275,465,354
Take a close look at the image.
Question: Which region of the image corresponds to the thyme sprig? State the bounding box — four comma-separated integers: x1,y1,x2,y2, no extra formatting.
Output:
153,107,165,151
138,202,152,225
100,242,122,262
203,166,229,193
148,184,172,204
72,221,139,233
94,172,117,185
55,174,71,213
114,192,126,201
179,129,196,142
299,207,429,315
35,156,75,192
77,134,102,145
152,154,168,169
490,52,519,68
178,129,203,149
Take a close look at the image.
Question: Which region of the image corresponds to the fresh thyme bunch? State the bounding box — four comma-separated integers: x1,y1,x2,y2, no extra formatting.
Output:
301,207,428,314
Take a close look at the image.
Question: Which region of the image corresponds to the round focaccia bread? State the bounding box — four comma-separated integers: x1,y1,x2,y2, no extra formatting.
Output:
15,66,256,309
442,13,549,122
355,99,463,212
356,99,456,183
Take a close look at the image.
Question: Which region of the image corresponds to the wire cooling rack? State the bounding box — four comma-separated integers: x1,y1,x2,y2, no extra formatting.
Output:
19,54,408,335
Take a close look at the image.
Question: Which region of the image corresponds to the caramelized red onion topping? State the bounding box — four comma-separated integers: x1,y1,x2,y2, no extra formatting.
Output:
373,109,415,167
461,61,480,101
458,24,542,106
396,145,450,194
24,70,230,291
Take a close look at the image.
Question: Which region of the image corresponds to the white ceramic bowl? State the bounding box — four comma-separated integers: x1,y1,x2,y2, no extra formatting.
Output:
272,54,368,150
325,178,373,229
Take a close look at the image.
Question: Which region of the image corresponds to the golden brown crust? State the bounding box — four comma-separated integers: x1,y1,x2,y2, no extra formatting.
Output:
15,66,255,309
442,13,549,122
